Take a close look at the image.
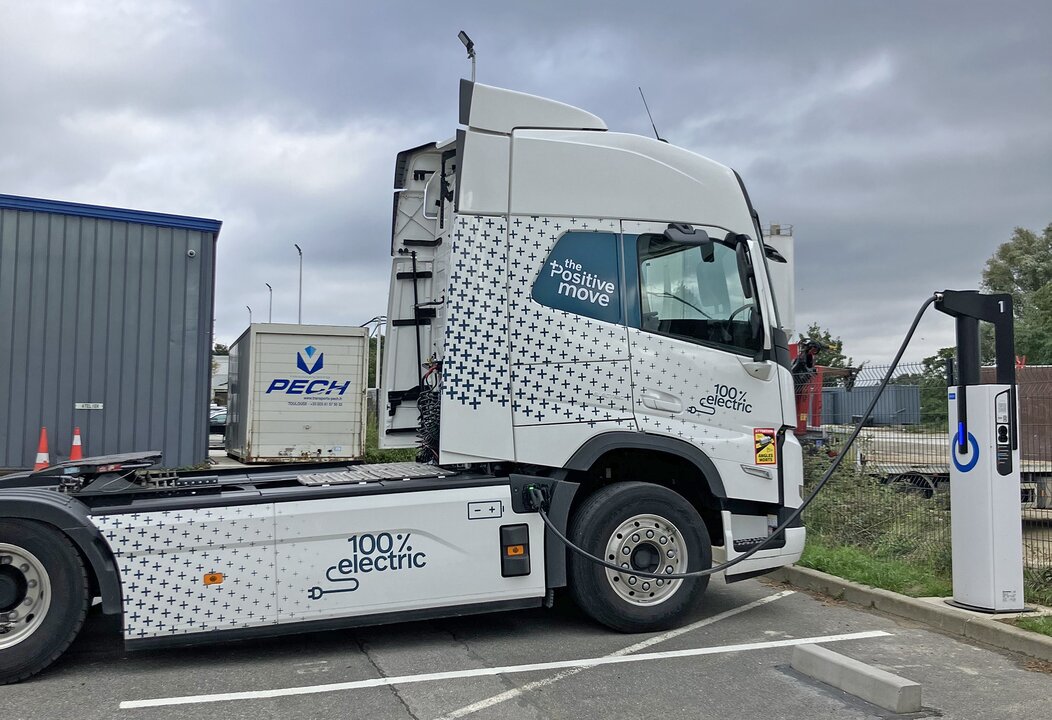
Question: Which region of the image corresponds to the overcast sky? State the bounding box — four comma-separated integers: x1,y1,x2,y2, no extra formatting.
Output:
2,1,1050,364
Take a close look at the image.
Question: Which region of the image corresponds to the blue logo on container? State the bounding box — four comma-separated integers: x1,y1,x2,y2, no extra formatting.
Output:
297,345,324,375
265,345,349,396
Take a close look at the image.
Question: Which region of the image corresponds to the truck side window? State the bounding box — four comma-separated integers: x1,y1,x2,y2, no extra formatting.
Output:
531,231,623,324
637,234,761,355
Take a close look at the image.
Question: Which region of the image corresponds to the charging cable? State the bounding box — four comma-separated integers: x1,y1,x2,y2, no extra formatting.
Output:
526,294,937,580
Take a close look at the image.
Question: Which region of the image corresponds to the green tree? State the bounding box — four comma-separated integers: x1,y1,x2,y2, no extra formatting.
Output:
981,223,1052,364
798,322,852,368
912,347,954,426
211,343,229,377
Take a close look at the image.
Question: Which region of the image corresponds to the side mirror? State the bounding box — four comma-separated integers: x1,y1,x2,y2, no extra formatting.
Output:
664,223,714,262
734,236,754,299
764,245,788,263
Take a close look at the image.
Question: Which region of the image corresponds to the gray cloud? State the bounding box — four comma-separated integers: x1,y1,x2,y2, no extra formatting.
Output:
1,0,1049,363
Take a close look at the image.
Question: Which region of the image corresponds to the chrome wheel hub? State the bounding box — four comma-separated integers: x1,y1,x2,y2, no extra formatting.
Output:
603,513,687,606
0,543,51,649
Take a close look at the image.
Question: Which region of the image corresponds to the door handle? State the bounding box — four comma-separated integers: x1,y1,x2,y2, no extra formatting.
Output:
640,388,682,413
739,360,773,381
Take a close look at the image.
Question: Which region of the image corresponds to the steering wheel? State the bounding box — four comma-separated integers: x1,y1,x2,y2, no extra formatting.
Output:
727,303,753,323
720,303,754,343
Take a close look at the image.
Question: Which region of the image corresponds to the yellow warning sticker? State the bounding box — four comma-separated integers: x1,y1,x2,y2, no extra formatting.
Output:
754,428,777,465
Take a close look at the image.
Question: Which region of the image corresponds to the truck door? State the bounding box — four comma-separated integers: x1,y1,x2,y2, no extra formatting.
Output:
623,221,785,504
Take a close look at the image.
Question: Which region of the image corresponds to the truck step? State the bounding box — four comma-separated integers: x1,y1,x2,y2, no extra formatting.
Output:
297,462,453,486
733,535,787,552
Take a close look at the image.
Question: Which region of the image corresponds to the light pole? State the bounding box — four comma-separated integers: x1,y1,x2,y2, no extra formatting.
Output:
265,283,273,323
246,305,252,325
294,243,303,324
375,318,386,390
458,31,476,82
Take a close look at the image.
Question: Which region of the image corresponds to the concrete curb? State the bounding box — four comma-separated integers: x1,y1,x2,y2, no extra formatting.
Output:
768,565,1052,663
791,644,922,714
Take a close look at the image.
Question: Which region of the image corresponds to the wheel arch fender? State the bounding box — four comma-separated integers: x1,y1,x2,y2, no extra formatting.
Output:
563,432,727,499
0,489,122,615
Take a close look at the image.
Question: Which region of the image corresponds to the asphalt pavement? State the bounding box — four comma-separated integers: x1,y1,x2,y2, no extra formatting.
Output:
2,577,1049,720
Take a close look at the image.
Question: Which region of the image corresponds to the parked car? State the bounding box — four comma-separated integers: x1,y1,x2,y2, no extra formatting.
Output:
209,410,227,435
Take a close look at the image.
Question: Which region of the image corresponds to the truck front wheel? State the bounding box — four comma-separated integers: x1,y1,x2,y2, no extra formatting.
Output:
568,482,711,632
0,520,89,684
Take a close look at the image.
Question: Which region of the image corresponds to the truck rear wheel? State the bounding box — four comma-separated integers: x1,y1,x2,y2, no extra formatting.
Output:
568,482,711,632
0,520,89,684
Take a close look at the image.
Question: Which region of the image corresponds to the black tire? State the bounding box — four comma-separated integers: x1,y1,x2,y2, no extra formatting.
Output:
567,482,711,632
0,519,89,684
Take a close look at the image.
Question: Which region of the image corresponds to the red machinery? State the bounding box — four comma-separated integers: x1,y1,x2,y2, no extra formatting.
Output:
790,339,858,441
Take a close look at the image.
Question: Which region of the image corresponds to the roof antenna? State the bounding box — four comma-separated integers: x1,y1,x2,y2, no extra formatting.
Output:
458,31,476,82
638,86,667,143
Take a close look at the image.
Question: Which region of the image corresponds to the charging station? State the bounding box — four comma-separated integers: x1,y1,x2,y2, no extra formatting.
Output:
936,290,1025,613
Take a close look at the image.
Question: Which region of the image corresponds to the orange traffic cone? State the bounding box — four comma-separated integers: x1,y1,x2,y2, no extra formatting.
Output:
33,428,50,471
70,427,83,462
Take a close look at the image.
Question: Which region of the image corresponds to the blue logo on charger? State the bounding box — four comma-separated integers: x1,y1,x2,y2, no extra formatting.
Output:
296,345,324,375
951,427,980,473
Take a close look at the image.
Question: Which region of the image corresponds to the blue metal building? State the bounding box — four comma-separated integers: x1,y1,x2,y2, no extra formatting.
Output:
0,194,221,470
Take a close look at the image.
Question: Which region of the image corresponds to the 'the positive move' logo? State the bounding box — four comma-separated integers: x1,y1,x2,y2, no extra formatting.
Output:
297,345,324,375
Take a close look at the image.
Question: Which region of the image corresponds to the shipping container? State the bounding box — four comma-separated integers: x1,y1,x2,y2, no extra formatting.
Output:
0,193,219,471
226,324,369,462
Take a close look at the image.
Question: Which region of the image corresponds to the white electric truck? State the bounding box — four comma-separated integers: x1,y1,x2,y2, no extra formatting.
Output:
0,79,804,684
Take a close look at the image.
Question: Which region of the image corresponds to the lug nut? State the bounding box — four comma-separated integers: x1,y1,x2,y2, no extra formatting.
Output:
646,530,654,539
622,547,631,555
642,582,651,591
628,576,637,586
659,536,667,545
666,549,676,558
631,534,640,542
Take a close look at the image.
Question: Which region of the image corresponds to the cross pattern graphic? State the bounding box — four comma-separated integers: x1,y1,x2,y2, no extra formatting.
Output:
93,505,278,639
442,214,634,429
442,215,512,412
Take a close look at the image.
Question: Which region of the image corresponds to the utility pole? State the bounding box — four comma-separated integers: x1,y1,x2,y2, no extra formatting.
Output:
265,283,273,323
294,243,303,324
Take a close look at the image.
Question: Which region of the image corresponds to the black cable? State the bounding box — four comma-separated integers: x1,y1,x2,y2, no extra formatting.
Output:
527,294,938,581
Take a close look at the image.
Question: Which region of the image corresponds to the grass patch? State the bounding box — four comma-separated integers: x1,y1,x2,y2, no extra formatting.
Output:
1011,616,1052,637
1024,571,1052,608
363,410,417,464
800,540,952,598
802,450,954,577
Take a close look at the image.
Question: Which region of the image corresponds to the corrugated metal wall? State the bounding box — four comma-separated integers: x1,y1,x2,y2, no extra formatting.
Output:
0,207,217,469
821,385,922,425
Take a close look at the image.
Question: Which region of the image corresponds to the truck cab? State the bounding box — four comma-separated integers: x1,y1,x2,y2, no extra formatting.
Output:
382,80,804,579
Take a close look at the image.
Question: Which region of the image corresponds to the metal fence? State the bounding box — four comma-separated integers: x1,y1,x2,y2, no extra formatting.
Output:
802,361,1052,606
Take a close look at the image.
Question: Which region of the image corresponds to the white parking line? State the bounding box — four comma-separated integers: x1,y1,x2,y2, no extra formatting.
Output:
120,629,891,709
435,589,795,720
